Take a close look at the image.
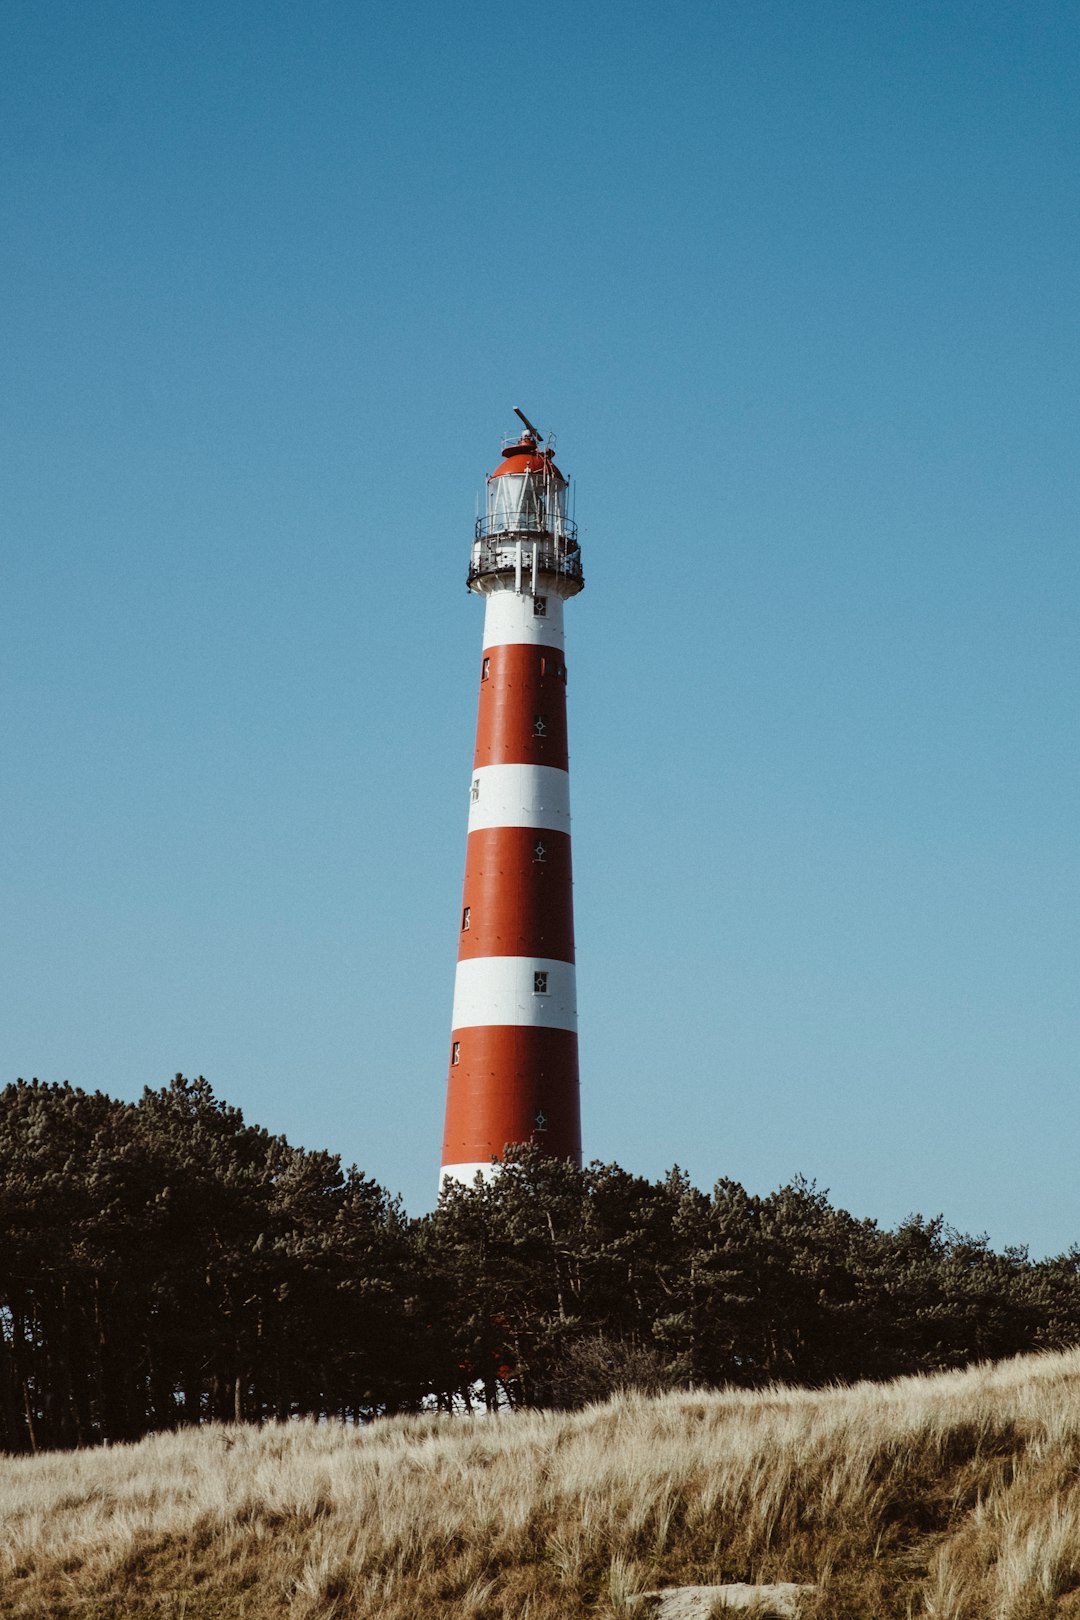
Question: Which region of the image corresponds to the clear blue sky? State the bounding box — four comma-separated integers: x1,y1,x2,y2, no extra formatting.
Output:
4,0,1078,1255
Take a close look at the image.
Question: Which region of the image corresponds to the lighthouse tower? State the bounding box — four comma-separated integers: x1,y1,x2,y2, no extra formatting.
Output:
441,410,584,1187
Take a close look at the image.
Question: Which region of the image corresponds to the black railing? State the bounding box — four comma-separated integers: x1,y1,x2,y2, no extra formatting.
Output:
468,529,584,590
475,514,578,545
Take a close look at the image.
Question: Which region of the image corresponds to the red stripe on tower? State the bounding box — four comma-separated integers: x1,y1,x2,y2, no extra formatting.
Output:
440,412,584,1187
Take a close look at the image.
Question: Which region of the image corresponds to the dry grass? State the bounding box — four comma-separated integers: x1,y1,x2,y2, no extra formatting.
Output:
3,1349,1080,1617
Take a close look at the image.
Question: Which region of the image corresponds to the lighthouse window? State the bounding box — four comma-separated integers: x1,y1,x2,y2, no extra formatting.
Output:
462,906,471,931
533,841,547,863
471,778,480,802
533,971,549,994
533,715,547,737
481,657,490,680
451,1041,460,1065
533,595,547,617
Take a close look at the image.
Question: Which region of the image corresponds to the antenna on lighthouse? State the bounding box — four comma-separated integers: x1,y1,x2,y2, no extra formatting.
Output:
513,405,543,440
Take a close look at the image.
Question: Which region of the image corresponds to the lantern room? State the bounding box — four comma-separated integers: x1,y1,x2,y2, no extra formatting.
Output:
469,420,583,596
485,431,569,537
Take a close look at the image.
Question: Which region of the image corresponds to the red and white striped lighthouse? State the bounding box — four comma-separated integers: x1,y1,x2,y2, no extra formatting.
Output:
441,410,584,1187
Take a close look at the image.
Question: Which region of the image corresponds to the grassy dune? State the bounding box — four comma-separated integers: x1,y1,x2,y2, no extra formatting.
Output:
4,1349,1080,1619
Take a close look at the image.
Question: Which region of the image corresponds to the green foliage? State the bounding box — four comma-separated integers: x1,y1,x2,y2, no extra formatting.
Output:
0,1076,411,1449
1,1078,1078,1452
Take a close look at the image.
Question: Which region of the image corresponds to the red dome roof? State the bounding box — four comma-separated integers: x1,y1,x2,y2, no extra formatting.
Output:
490,433,566,484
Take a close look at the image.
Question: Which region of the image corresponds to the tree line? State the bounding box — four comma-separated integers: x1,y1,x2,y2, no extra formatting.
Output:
1,1075,1077,1452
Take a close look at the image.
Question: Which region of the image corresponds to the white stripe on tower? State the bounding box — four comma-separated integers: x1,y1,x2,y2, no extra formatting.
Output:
467,764,572,835
451,957,578,1032
481,586,566,650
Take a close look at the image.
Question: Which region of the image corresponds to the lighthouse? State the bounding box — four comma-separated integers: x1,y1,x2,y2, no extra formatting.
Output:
441,410,584,1187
